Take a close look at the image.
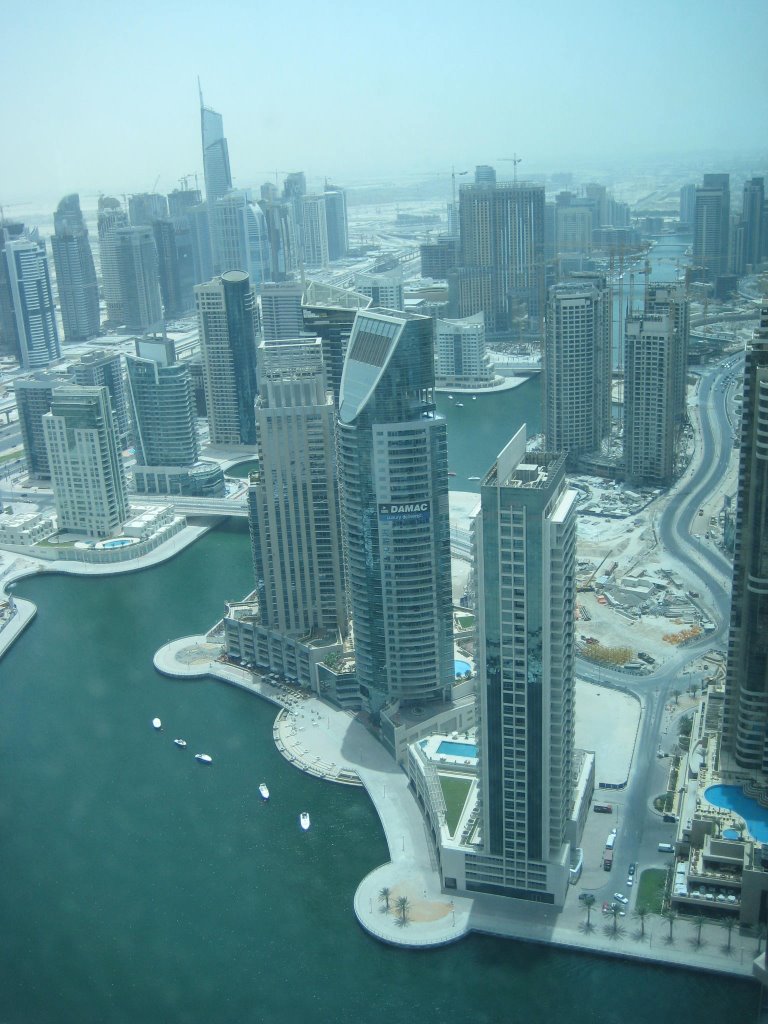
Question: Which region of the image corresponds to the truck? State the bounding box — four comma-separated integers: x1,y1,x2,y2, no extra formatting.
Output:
603,849,614,870
605,831,616,849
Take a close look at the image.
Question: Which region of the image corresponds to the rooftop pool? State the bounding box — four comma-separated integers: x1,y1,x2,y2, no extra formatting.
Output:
437,740,477,759
705,784,768,843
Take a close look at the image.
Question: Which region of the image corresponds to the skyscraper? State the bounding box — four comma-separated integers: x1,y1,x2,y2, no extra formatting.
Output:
543,277,611,467
3,237,60,369
50,194,100,343
200,89,232,203
43,385,129,538
15,371,62,479
125,354,199,467
115,226,163,333
723,306,768,770
128,193,169,226
324,185,348,261
465,426,576,906
299,194,329,268
152,219,195,318
337,308,454,713
196,271,259,446
623,313,676,486
259,281,304,340
355,269,404,311
97,197,129,325
301,280,371,405
248,338,347,636
72,350,131,449
454,181,545,335
210,190,270,284
679,184,697,230
167,188,203,219
742,177,765,272
644,282,690,434
693,174,730,280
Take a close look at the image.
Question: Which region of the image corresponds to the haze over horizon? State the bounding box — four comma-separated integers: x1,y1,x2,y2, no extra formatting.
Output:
1,0,767,206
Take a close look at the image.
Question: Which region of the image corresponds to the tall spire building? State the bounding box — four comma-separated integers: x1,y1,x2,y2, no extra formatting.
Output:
200,86,232,203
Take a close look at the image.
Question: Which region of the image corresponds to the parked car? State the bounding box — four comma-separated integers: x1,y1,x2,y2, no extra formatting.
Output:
613,893,629,905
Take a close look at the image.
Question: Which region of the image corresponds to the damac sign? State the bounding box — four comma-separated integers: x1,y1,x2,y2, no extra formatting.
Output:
378,501,431,524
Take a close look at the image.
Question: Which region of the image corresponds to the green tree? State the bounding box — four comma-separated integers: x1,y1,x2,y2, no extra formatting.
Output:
378,887,391,913
583,894,596,932
395,896,411,926
635,906,649,939
721,917,737,954
662,907,677,943
692,913,706,949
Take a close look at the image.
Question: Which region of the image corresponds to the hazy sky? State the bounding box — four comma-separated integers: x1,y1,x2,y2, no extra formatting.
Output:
1,0,766,205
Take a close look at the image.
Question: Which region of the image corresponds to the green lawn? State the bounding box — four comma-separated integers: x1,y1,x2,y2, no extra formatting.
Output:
439,775,472,836
635,867,668,914
456,615,475,629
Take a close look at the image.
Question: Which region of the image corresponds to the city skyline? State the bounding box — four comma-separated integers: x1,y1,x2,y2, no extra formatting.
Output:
1,0,767,204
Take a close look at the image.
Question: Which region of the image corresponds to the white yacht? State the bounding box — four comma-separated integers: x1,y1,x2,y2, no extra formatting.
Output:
195,753,213,764
299,812,311,831
174,739,187,748
152,718,162,730
259,783,270,801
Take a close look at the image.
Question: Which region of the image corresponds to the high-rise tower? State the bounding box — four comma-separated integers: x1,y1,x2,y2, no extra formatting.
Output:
248,338,347,636
3,237,60,369
452,181,545,336
742,177,765,273
72,350,132,449
544,277,611,467
115,227,163,333
623,313,676,486
196,271,259,446
50,194,100,343
125,353,198,468
466,427,577,906
723,306,768,770
97,196,129,326
200,87,232,204
337,308,454,713
43,385,129,538
693,174,730,280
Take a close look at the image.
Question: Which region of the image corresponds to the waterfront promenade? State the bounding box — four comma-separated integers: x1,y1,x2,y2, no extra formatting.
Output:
154,635,759,976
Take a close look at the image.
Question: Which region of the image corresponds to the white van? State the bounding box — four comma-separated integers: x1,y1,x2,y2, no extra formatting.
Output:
658,842,674,853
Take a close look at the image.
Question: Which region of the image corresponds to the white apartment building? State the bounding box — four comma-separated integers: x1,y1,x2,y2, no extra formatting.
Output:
435,313,494,388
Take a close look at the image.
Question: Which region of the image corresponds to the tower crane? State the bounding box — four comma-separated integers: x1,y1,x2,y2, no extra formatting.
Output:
498,154,522,183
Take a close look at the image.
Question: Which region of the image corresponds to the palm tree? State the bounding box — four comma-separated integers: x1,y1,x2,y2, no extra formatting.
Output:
662,907,677,943
378,887,391,913
635,906,649,939
395,896,411,926
583,894,596,932
721,917,737,954
607,904,620,937
671,689,681,705
692,913,707,948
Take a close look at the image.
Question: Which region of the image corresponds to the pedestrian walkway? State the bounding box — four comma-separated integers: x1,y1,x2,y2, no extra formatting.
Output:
152,635,760,972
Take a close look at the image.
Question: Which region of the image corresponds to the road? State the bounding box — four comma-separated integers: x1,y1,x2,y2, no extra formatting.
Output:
582,352,742,904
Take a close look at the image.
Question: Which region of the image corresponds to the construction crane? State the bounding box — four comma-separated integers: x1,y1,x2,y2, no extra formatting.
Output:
498,154,522,183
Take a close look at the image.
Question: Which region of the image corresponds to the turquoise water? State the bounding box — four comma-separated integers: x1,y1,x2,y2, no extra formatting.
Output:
705,784,768,842
723,828,742,840
0,522,760,1022
454,658,471,675
437,741,477,758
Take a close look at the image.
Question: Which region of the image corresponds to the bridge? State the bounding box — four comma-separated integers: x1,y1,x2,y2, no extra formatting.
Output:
139,494,249,518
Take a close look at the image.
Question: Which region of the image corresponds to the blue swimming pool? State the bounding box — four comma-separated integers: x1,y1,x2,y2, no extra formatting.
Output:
454,659,471,676
437,740,477,759
722,828,741,840
705,784,768,843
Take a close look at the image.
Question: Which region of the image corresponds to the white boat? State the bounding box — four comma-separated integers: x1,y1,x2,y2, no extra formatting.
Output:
468,475,480,481
174,738,187,748
258,782,270,801
152,717,162,730
448,394,454,399
472,396,477,400
455,402,464,407
300,811,311,831
194,753,213,764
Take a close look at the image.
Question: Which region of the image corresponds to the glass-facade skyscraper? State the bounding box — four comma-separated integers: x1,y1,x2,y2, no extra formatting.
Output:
723,306,768,770
50,194,100,343
337,308,454,713
200,90,232,204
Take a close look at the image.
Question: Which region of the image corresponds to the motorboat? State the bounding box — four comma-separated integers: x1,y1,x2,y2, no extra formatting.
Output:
194,753,213,764
152,718,162,730
448,394,454,399
455,402,464,407
448,471,457,477
300,812,311,831
259,782,270,801
472,396,477,400
468,476,480,481
174,739,187,748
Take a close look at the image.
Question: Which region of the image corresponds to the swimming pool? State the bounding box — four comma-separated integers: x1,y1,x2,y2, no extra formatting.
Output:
722,828,742,840
454,659,471,676
100,538,135,549
437,740,477,759
705,784,768,843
